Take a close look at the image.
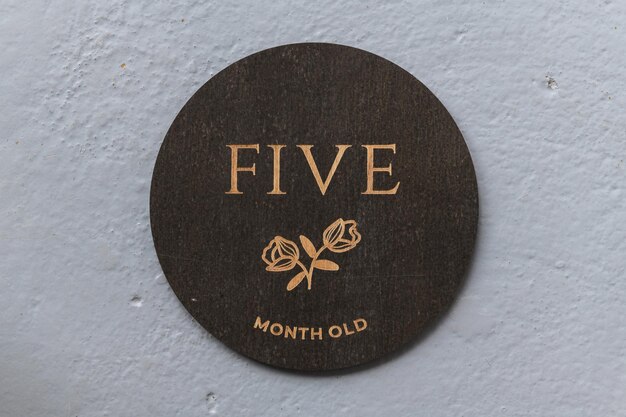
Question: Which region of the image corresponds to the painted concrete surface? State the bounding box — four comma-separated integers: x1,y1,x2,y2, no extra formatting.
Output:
1,1,625,416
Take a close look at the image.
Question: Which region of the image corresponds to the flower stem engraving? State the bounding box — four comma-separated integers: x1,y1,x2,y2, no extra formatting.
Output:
299,244,328,290
262,218,361,291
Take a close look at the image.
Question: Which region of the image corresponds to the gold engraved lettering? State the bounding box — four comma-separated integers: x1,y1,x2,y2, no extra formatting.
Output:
297,145,351,195
270,322,284,336
252,317,367,340
253,316,270,332
226,144,259,194
361,144,400,195
328,325,342,338
267,144,286,195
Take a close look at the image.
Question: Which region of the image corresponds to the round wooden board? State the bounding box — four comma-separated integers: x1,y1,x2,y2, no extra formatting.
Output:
150,43,478,371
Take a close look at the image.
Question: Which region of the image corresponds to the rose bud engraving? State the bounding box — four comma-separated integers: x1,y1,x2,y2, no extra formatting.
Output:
261,218,362,291
262,237,300,272
322,219,362,253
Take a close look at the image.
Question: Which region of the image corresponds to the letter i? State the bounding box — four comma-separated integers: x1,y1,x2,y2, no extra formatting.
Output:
267,145,286,195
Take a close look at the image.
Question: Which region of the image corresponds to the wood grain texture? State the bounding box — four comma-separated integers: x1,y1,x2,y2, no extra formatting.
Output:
150,43,478,371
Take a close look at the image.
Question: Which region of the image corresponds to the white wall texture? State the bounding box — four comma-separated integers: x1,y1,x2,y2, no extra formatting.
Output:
1,1,625,416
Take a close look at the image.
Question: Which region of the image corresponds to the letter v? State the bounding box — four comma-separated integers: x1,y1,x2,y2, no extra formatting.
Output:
297,145,351,195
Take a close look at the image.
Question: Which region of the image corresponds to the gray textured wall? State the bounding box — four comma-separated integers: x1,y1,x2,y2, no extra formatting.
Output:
1,1,625,416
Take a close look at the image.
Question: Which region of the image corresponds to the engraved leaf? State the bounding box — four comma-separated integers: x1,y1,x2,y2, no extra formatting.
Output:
313,259,340,271
299,235,317,258
287,271,307,291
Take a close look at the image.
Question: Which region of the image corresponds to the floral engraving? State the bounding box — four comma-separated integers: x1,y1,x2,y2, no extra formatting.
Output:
262,218,362,291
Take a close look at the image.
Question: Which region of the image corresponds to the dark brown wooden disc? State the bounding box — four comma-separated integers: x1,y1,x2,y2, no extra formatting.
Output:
150,43,478,371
